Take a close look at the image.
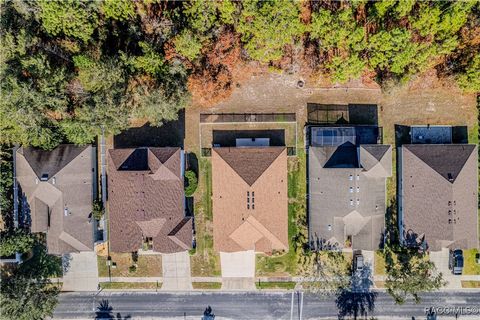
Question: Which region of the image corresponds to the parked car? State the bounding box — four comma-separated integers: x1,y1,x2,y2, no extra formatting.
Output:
353,250,364,274
449,249,464,275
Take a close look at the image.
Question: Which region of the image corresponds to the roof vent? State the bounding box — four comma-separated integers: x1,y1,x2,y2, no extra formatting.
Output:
40,173,49,181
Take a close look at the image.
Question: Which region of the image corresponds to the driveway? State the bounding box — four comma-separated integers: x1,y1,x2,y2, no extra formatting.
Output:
220,250,255,290
162,251,192,290
61,252,99,291
430,248,461,289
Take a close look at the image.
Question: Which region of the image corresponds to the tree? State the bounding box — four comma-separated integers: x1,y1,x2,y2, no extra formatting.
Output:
310,7,367,82
301,251,351,294
37,0,100,42
237,0,305,62
0,242,62,320
0,229,36,257
383,247,446,304
101,0,136,21
0,274,60,320
456,54,480,92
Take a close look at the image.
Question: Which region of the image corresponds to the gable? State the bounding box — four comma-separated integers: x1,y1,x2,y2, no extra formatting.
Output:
214,147,285,186
22,145,87,180
405,144,475,183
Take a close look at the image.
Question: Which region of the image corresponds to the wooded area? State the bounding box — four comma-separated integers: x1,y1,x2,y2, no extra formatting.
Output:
1,0,479,150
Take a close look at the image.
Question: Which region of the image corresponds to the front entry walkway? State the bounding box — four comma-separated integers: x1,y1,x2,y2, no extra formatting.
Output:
220,250,256,290
161,251,192,290
62,252,99,291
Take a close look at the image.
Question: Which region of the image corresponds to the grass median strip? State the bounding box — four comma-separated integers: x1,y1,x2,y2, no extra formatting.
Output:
461,281,480,288
99,282,161,290
256,281,296,290
192,282,222,289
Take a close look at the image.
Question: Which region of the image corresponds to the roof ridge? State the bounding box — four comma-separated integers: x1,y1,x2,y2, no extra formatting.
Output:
59,231,91,252
214,147,285,186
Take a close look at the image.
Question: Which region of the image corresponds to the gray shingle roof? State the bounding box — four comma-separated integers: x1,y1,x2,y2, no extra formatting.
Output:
308,143,392,251
16,145,94,255
400,144,478,251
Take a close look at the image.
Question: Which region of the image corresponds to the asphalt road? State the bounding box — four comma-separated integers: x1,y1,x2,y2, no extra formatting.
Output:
54,290,480,319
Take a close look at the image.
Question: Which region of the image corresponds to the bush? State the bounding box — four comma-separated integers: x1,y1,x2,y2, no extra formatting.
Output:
92,199,103,220
184,170,198,196
128,265,137,273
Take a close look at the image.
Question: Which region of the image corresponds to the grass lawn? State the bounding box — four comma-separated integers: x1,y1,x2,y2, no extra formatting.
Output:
256,151,307,277
190,158,221,277
99,282,161,290
461,281,480,288
374,281,386,288
256,281,296,290
192,282,222,289
97,253,162,277
374,251,386,275
463,249,480,275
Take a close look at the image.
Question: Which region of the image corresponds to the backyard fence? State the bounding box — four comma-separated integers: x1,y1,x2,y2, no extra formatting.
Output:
200,113,296,123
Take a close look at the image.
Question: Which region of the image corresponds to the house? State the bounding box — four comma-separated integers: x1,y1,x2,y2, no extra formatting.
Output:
212,146,288,253
398,126,478,251
15,145,95,255
308,126,392,251
107,147,191,253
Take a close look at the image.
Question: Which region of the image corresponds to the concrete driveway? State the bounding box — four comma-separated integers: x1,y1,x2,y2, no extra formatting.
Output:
61,252,99,291
430,248,461,288
220,250,255,290
162,251,192,290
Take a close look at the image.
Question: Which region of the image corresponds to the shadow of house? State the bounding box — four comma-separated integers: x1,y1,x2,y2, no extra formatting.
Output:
114,110,185,148
212,130,285,147
323,142,358,168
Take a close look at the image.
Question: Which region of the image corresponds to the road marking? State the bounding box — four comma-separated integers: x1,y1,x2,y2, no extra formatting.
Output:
290,291,294,320
299,291,303,320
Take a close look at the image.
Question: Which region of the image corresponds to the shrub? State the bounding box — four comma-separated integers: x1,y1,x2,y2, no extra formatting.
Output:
92,199,103,220
184,170,198,196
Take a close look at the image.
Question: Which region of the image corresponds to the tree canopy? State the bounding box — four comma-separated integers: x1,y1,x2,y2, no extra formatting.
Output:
1,0,478,149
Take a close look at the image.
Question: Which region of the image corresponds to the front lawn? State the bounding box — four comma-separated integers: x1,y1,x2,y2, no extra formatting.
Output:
374,251,386,275
97,253,162,277
463,249,480,275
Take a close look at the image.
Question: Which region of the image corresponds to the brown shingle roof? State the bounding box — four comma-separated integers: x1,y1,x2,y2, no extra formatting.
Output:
16,145,94,255
401,144,478,251
214,147,285,186
212,147,288,253
108,147,191,253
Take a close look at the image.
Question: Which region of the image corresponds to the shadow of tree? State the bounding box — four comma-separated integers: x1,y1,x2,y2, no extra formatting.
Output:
336,290,377,320
337,262,377,319
95,299,131,320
